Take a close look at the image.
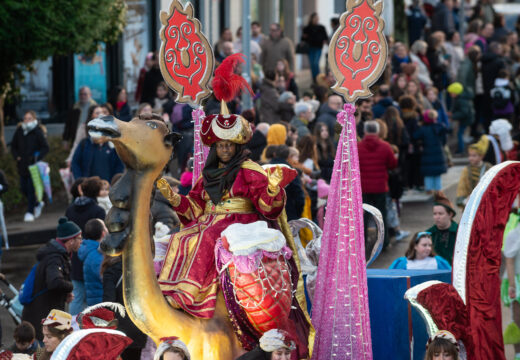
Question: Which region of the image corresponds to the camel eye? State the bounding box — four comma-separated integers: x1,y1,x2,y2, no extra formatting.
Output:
146,121,158,129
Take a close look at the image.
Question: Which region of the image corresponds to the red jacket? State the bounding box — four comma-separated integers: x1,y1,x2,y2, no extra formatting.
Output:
358,134,398,194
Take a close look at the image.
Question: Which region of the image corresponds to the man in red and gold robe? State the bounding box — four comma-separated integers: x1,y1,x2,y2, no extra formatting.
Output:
157,112,288,319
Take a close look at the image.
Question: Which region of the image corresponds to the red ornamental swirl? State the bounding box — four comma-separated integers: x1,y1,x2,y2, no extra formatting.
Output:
159,1,214,104
329,0,387,103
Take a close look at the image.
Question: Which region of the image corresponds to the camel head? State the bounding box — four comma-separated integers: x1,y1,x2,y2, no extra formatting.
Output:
87,113,181,172
88,113,181,256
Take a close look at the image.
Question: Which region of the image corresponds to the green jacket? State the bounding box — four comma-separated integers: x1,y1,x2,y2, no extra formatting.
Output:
451,90,475,127
426,221,458,264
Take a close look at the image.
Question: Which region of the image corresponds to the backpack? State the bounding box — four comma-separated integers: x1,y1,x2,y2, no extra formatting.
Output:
19,263,47,305
490,85,511,110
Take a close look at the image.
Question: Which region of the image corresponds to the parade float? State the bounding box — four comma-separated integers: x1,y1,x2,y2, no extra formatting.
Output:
82,0,520,359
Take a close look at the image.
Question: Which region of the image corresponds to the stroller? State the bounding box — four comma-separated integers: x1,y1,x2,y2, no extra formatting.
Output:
0,277,22,325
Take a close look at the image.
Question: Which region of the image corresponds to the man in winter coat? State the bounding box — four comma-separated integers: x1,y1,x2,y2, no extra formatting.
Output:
65,176,106,315
431,0,455,35
78,219,107,306
10,111,49,222
258,70,282,124
21,217,82,341
358,121,398,247
261,23,295,73
372,85,396,119
71,135,124,182
316,95,343,143
62,86,97,148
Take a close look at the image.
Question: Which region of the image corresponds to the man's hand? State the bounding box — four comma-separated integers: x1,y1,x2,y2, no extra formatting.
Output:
66,292,74,303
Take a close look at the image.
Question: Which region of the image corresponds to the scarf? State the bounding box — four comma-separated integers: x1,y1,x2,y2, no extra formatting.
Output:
202,144,250,204
22,120,38,135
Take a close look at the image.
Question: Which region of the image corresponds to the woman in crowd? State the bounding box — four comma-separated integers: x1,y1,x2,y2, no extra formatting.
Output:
67,103,112,165
313,123,335,183
301,12,329,83
390,73,408,100
406,79,432,112
154,338,191,360
409,40,433,88
152,82,175,121
389,232,451,270
414,109,447,193
275,59,299,99
34,310,73,360
399,95,423,191
108,86,132,122
10,110,49,222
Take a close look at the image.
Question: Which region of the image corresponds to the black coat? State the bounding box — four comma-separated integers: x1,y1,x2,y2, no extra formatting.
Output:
302,24,328,48
481,52,507,95
140,67,163,105
236,346,270,360
65,197,106,281
10,125,49,177
22,240,73,341
102,260,147,349
269,158,305,221
247,131,267,162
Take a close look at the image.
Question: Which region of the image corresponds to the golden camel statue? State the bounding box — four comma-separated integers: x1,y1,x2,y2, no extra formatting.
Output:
87,114,245,359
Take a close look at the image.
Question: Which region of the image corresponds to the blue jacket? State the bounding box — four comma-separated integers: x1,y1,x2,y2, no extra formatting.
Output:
71,137,124,182
413,124,447,176
78,239,103,306
372,97,395,119
389,256,451,270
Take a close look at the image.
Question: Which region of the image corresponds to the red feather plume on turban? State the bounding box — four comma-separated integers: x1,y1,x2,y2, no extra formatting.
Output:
212,53,253,102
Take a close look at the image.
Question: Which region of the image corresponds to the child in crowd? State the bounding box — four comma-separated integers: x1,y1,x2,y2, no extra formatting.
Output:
413,109,447,193
97,179,111,213
389,231,451,270
153,82,175,122
8,321,40,355
424,330,460,360
456,142,492,208
448,82,475,155
154,338,191,360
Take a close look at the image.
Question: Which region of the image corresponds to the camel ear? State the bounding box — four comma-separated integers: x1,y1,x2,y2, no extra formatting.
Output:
164,132,182,147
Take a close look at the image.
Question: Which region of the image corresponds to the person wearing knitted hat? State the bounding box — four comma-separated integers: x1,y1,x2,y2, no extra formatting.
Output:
456,142,492,208
425,192,458,264
448,81,475,155
22,218,81,341
32,309,73,360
